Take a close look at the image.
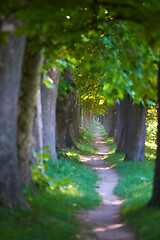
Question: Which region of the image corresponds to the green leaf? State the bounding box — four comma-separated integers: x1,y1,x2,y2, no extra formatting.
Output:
42,152,52,161
146,100,156,106
43,75,55,89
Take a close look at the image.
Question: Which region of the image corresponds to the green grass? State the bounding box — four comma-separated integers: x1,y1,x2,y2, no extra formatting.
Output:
0,124,101,240
104,134,160,240
0,158,101,240
145,141,156,162
75,142,96,155
95,123,109,141
66,125,97,158
80,126,95,143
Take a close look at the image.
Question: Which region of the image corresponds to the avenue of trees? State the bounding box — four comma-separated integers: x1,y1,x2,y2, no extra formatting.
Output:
0,0,160,208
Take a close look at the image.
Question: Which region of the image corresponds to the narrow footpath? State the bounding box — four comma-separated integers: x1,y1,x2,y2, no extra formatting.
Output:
76,126,136,240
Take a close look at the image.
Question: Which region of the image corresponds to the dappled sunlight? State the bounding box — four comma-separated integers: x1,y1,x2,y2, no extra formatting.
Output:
96,151,110,155
95,140,106,144
91,165,116,170
67,152,79,157
80,155,101,162
93,223,125,232
145,141,157,150
102,199,124,205
80,156,92,162
58,184,81,197
145,141,156,162
94,167,109,170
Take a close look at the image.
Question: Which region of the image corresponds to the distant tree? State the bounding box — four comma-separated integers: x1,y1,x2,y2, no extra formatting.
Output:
56,69,76,149
41,67,61,162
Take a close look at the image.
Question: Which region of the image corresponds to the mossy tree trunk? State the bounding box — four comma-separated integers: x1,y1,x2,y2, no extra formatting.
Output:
18,38,44,186
0,16,26,207
41,67,60,162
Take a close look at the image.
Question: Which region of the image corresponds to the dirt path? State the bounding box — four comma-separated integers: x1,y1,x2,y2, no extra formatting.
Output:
76,126,136,240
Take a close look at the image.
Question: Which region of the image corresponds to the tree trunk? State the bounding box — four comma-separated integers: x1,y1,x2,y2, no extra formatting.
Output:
32,89,43,152
103,104,117,137
115,96,146,162
18,39,44,186
99,115,104,125
41,67,60,162
81,108,93,128
115,97,130,153
36,89,44,166
124,102,146,161
149,59,160,206
0,16,26,207
71,100,82,141
56,69,76,149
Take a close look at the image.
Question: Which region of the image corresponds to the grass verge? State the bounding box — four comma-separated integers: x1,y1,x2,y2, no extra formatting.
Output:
0,125,101,240
66,126,97,160
0,159,101,240
104,134,160,240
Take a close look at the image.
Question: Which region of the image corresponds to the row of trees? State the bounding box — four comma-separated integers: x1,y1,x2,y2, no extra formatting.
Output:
100,98,146,162
0,0,94,207
0,0,160,207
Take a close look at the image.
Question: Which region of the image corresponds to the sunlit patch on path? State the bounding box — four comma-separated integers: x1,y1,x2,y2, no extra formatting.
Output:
76,126,136,240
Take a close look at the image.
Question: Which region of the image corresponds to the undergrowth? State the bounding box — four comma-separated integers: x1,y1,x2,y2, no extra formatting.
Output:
66,126,97,159
0,125,101,240
103,126,160,240
96,123,109,141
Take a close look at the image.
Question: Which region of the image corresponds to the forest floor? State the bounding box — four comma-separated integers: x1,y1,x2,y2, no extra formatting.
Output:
76,126,136,240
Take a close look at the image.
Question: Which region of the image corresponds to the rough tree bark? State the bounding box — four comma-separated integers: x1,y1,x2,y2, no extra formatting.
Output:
69,100,82,142
18,39,44,186
115,97,130,153
0,16,26,207
115,95,146,161
41,67,61,162
149,59,160,206
124,102,146,161
56,69,76,149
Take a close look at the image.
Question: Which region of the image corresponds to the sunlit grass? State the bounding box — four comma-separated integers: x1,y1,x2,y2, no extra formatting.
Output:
145,140,156,162
0,124,101,240
66,142,96,159
80,126,95,143
76,142,96,155
66,124,97,157
0,158,101,240
96,123,109,141
66,151,80,161
103,126,160,240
